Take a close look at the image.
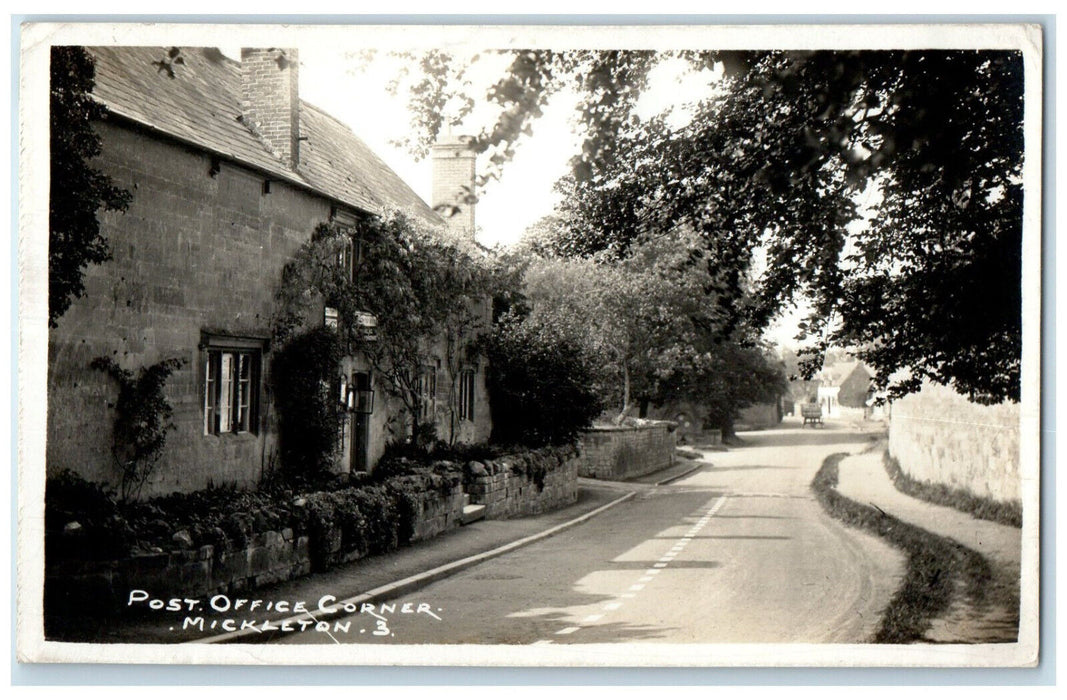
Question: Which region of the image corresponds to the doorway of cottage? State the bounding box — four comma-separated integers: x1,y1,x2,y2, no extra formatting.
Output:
350,371,373,471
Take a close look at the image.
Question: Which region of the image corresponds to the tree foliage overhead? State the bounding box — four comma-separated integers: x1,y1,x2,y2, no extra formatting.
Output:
50,46,132,327
396,48,1026,404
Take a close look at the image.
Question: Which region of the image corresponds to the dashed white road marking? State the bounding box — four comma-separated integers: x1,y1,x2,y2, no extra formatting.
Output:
547,494,728,641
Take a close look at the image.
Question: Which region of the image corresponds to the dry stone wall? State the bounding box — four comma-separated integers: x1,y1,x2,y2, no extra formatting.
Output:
45,444,583,617
45,479,465,616
465,445,580,519
576,424,676,481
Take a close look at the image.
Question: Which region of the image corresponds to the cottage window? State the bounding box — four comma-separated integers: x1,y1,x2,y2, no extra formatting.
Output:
417,365,437,421
458,368,476,422
335,235,365,283
202,336,263,435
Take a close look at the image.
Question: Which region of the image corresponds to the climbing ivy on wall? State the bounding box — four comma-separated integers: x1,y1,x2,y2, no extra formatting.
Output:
90,356,184,502
273,211,495,449
269,326,345,481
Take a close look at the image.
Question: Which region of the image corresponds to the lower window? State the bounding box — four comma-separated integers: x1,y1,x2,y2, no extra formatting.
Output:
458,368,476,422
417,364,437,421
203,341,262,435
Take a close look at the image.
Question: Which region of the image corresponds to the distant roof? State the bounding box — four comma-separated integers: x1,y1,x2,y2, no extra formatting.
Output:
819,360,870,386
85,46,441,226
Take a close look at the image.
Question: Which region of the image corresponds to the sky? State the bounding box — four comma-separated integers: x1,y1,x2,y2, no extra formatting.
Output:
248,47,719,250
286,47,580,249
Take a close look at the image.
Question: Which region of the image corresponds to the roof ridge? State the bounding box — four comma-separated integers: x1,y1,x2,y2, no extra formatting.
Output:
86,45,441,227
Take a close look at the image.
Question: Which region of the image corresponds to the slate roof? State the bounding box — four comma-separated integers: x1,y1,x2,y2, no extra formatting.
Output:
86,46,441,225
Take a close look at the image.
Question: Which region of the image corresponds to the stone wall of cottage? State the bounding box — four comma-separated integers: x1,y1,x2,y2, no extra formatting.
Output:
888,382,1022,504
47,122,330,495
46,121,492,496
576,424,676,481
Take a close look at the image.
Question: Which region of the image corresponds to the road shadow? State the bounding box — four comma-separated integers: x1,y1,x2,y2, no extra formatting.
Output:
645,535,791,541
702,465,795,473
725,427,882,451
599,560,723,570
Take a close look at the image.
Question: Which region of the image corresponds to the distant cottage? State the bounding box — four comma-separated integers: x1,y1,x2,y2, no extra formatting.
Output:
47,46,490,496
814,361,873,417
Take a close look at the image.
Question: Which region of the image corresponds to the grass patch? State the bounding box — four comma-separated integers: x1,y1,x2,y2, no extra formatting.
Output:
883,452,1023,528
811,452,995,643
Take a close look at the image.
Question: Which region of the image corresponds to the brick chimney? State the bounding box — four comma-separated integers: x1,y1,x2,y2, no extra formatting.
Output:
431,133,477,241
240,48,300,169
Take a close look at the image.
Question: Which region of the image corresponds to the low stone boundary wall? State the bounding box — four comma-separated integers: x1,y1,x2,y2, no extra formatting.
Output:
689,429,723,446
736,402,782,430
577,423,676,481
466,445,580,519
888,382,1021,504
44,481,465,615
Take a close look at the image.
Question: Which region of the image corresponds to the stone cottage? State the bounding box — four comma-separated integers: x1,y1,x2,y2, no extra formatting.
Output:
814,360,873,417
46,46,492,497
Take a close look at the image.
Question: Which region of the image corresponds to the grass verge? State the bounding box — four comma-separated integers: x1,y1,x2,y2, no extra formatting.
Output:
812,452,994,643
882,452,1023,528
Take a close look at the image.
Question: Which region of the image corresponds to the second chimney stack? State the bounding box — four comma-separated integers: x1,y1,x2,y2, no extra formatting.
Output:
431,134,477,241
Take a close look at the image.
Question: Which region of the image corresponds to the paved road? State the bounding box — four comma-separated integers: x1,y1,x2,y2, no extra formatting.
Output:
279,420,905,645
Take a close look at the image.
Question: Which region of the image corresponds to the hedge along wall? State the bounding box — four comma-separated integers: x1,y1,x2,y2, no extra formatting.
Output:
44,472,465,617
576,424,676,481
888,382,1021,504
465,445,580,519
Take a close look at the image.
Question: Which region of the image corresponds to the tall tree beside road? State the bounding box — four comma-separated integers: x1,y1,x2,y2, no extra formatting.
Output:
397,49,1025,403
49,46,132,327
518,229,785,432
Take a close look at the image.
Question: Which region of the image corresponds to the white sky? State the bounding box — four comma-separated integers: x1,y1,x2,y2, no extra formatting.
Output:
256,47,719,249
284,47,576,249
